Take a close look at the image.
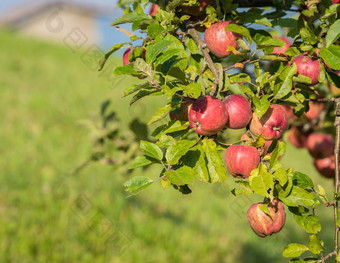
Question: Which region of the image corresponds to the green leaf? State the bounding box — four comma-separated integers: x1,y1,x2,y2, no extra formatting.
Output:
249,164,274,198
337,208,340,228
98,43,125,71
145,40,173,64
283,243,309,257
293,172,314,189
225,23,252,44
253,95,270,118
202,139,227,183
148,104,172,125
194,146,210,182
152,120,189,138
165,166,194,186
111,13,152,26
180,83,202,98
320,45,340,70
326,19,340,48
128,155,158,169
274,168,288,186
232,181,253,196
114,65,139,75
124,176,154,196
166,140,196,165
259,55,288,62
282,186,315,207
308,234,324,255
300,27,317,45
274,63,297,99
270,141,286,170
259,204,271,217
140,140,163,160
147,23,164,39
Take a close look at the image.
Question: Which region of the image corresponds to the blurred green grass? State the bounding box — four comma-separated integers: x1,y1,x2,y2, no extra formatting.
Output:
0,29,335,263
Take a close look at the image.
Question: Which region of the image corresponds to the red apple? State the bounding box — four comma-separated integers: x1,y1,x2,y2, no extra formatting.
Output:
189,96,228,135
149,4,158,16
305,102,324,120
123,48,131,66
224,94,252,129
292,55,320,85
250,104,288,140
181,0,213,16
279,105,296,120
169,98,193,121
204,21,242,58
313,155,338,178
329,71,340,96
288,126,309,149
272,36,291,55
333,0,340,4
306,133,334,159
247,199,286,238
224,145,260,178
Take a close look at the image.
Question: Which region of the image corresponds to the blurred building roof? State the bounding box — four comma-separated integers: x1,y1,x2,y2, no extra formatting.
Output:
0,0,116,29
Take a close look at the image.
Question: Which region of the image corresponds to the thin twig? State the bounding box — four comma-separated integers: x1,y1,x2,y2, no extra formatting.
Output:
184,21,220,91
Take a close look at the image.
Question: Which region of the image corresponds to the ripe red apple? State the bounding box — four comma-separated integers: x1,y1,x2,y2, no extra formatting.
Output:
204,21,242,58
288,126,309,149
305,102,324,120
123,48,131,66
313,155,338,178
272,36,291,55
149,4,158,16
224,95,252,129
306,133,334,159
292,55,320,85
250,104,288,140
189,96,228,135
181,0,213,16
279,105,296,120
247,199,286,238
224,145,260,178
333,0,340,4
169,99,193,121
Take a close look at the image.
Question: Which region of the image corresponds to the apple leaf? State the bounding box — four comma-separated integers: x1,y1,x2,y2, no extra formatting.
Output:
148,104,172,125
111,13,152,26
249,164,274,198
124,176,154,196
292,172,314,189
326,70,340,88
232,181,253,196
281,186,315,207
273,168,288,186
326,19,340,48
129,155,159,169
114,65,140,75
145,40,173,64
202,138,227,183
165,166,194,186
270,141,286,170
283,243,309,257
147,23,165,39
308,234,324,255
140,140,163,160
274,63,297,99
225,24,252,45
165,140,196,165
179,83,202,98
152,120,189,138
252,94,270,118
320,45,340,70
181,147,210,183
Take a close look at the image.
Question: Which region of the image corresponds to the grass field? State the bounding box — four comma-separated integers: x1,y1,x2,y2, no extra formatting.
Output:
0,29,336,263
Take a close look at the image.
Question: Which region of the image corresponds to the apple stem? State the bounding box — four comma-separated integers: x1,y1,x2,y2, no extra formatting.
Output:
184,21,220,92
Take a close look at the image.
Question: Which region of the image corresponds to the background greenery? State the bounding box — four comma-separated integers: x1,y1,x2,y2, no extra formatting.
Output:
0,28,335,262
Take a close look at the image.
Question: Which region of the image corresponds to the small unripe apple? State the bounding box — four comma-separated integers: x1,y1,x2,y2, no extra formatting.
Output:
204,21,242,58
169,98,193,121
272,36,291,55
288,126,309,149
123,48,131,66
305,102,324,120
292,55,320,85
189,96,228,135
181,0,213,16
224,145,260,178
247,199,286,238
149,4,158,16
250,104,288,140
313,155,338,178
224,94,252,129
306,133,334,159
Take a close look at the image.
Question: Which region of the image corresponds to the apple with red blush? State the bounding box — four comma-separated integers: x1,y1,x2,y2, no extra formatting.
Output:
288,126,309,149
305,102,324,120
169,98,193,121
224,94,252,129
272,36,291,55
250,104,288,140
306,133,334,159
313,155,338,178
247,199,286,238
189,96,228,135
224,145,260,178
149,4,158,16
204,21,242,58
292,55,320,86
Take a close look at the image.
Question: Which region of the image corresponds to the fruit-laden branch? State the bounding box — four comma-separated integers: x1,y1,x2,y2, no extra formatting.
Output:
184,21,220,93
232,0,275,7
